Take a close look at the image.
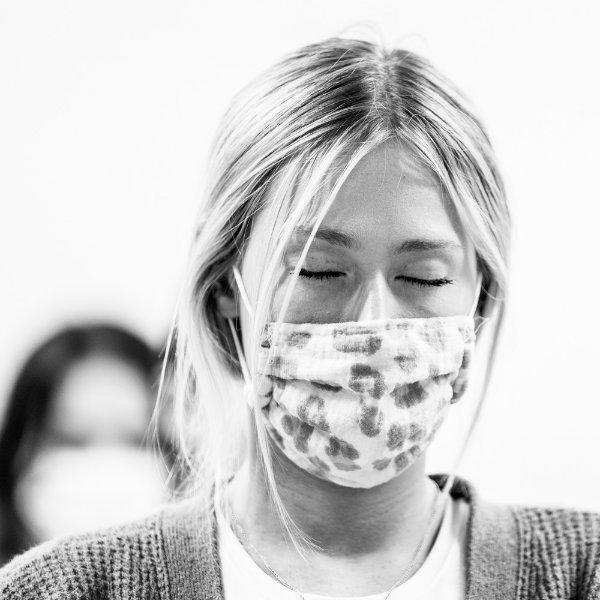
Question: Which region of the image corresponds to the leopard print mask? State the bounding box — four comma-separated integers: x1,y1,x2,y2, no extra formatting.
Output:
256,315,475,488
232,267,479,489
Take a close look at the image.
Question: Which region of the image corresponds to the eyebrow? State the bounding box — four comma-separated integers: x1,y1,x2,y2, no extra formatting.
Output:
293,227,462,254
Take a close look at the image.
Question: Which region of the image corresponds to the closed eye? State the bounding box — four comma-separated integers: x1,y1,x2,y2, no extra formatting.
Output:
298,269,344,280
398,276,454,287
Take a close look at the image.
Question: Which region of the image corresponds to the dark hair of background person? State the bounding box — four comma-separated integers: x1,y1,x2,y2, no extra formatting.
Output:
0,323,168,562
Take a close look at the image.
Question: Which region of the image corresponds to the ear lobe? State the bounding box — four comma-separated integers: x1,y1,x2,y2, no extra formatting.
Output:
216,294,238,319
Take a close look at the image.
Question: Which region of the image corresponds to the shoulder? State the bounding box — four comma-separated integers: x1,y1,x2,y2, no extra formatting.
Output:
512,503,600,545
0,505,170,600
511,504,600,593
441,475,600,598
474,498,600,599
445,475,600,558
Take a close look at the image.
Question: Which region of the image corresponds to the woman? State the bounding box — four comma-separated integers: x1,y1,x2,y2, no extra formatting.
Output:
2,37,599,599
0,323,171,565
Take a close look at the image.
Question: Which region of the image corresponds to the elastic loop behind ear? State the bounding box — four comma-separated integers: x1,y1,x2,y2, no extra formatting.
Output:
468,273,483,320
232,266,255,321
227,315,252,392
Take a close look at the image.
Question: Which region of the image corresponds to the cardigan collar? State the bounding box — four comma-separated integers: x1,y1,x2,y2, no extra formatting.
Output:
430,474,520,599
159,475,519,600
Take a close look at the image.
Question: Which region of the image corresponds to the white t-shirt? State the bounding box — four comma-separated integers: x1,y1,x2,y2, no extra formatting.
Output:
216,496,469,600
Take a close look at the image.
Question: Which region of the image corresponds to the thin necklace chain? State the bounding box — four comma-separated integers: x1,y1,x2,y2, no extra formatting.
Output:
223,483,446,600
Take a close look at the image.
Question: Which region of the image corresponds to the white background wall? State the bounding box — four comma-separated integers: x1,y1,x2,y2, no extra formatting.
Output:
1,0,599,509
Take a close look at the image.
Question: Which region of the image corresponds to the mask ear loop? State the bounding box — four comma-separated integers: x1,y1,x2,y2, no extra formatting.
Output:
228,266,270,409
468,272,483,320
232,266,254,322
470,272,491,338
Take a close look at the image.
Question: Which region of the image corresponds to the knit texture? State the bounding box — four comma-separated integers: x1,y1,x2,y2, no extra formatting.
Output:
1,476,599,599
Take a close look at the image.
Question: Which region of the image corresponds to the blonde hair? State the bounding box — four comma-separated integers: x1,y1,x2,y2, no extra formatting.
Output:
156,37,510,546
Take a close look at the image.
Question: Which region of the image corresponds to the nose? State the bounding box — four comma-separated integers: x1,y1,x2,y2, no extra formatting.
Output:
354,272,402,321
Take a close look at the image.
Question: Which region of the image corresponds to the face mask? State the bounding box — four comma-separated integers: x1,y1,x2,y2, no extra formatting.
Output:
14,445,168,541
231,267,480,489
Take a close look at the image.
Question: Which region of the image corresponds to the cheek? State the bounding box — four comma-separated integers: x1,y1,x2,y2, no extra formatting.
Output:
405,282,475,317
270,278,349,324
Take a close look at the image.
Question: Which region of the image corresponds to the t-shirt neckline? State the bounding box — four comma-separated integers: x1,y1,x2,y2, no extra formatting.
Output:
215,493,467,600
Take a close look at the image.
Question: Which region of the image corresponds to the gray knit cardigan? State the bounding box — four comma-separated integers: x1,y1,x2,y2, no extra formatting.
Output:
1,476,600,599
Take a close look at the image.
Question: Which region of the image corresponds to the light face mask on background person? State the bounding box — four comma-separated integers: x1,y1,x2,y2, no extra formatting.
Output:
14,445,168,542
231,266,481,489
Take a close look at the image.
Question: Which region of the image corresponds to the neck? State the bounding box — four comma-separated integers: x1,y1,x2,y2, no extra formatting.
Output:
226,436,438,557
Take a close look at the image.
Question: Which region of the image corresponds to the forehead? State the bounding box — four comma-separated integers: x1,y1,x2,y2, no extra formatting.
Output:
293,142,466,251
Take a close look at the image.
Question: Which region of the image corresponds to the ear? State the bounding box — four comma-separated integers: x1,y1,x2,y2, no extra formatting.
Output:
216,294,238,319
215,274,239,319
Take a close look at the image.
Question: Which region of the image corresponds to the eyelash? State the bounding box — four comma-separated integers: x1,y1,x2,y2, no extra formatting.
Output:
298,269,454,287
299,269,344,280
400,276,454,288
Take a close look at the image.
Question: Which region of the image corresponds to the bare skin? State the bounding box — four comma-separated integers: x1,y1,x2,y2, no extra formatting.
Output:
218,141,478,595
226,446,441,595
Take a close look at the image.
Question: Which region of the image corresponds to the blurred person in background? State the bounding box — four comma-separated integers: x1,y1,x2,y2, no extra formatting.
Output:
0,323,170,565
